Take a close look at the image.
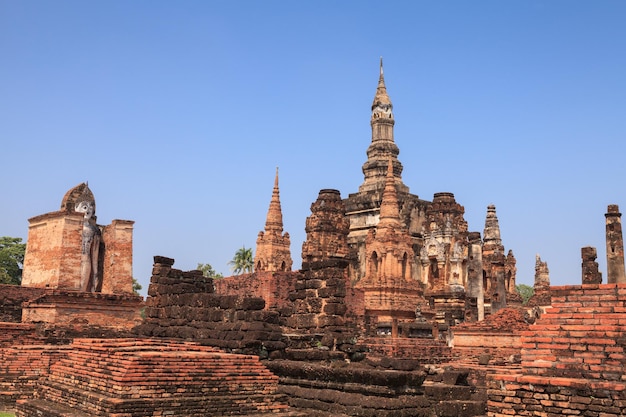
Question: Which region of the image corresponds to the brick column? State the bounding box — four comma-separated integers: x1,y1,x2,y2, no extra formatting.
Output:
605,204,626,284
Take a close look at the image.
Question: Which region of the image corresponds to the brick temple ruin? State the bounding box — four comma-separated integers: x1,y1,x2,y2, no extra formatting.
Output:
2,62,626,416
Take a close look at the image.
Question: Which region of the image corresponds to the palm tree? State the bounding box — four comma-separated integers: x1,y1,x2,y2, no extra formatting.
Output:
229,246,254,275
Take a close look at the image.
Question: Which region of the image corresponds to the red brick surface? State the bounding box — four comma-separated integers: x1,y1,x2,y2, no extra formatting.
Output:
488,284,626,416
16,338,291,416
214,271,298,311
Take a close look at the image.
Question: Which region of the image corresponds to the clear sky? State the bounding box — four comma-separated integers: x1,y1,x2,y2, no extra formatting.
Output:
2,1,625,295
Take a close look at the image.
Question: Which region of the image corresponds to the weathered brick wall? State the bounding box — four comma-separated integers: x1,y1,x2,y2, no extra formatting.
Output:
22,212,83,289
453,307,530,365
488,284,626,416
279,260,365,361
213,271,298,311
0,344,70,408
0,284,46,323
135,256,286,355
101,219,135,294
0,323,41,348
362,337,456,363
22,290,143,329
267,360,486,417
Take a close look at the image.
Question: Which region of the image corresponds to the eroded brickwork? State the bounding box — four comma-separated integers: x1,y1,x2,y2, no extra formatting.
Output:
488,284,626,416
454,307,530,365
21,290,142,329
214,271,298,311
16,338,290,417
527,254,551,308
0,345,70,409
356,160,423,330
582,246,602,284
136,256,286,355
606,204,626,284
0,285,45,323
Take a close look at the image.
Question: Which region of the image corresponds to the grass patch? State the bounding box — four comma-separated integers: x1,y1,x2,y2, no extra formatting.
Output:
0,412,15,417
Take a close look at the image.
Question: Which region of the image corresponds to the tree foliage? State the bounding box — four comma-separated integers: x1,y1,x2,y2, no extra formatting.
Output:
516,284,534,305
132,278,142,295
196,263,223,279
0,236,26,285
229,246,254,275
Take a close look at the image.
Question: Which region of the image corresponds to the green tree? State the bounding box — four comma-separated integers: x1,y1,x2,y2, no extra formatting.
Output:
196,263,223,279
131,278,142,295
0,237,26,285
229,246,254,275
516,284,534,305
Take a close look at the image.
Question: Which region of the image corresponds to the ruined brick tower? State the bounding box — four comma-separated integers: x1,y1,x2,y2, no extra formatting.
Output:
344,59,430,286
343,60,517,325
605,204,626,284
254,168,292,272
482,205,519,311
22,183,134,294
420,192,468,291
356,160,422,328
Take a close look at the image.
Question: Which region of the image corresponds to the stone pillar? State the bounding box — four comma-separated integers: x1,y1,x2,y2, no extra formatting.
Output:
605,205,626,284
391,318,398,339
466,232,484,321
490,252,507,314
101,219,135,294
581,246,602,284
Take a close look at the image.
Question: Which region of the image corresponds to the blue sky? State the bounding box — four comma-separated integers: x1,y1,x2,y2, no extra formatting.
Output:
2,1,625,294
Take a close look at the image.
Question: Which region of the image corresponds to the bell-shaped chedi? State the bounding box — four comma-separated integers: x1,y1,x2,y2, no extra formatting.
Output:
22,183,134,295
254,168,292,272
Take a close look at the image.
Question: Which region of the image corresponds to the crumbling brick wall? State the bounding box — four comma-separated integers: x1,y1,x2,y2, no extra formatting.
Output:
0,284,46,323
0,345,70,409
213,271,298,311
488,284,626,416
453,307,530,365
135,256,286,355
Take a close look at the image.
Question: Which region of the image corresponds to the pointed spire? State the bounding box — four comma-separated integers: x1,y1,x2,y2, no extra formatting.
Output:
255,168,292,272
483,204,502,247
264,167,283,234
359,58,408,194
377,159,402,229
372,57,393,112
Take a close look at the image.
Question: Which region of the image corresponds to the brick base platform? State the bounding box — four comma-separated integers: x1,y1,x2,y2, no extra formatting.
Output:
16,338,295,417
